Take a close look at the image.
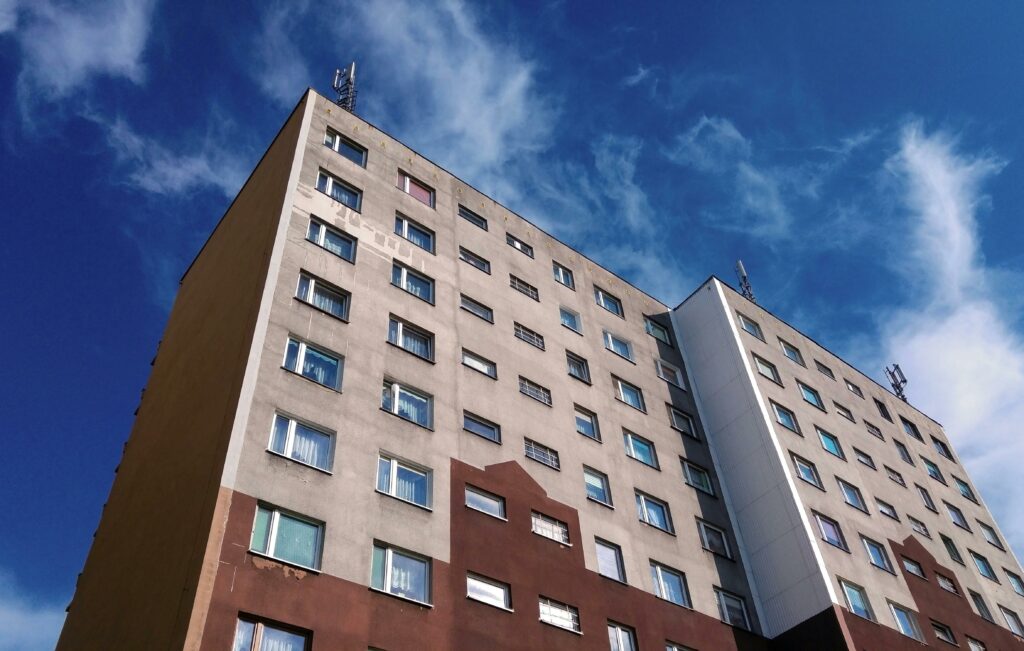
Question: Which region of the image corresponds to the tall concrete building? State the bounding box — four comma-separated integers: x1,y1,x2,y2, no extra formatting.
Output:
57,89,1024,651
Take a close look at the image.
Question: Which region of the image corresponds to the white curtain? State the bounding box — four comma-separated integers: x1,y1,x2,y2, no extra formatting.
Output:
291,424,328,469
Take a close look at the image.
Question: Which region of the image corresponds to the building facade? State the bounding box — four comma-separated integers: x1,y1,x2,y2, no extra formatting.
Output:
57,89,1024,651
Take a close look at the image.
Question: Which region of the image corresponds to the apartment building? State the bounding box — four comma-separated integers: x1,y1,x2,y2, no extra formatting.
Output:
56,88,1024,651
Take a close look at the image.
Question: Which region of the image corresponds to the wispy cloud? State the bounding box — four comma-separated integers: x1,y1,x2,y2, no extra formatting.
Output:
0,0,19,33
0,570,65,651
623,64,652,87
251,1,313,108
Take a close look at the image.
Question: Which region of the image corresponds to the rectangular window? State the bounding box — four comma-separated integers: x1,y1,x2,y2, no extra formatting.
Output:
840,579,875,620
391,263,434,303
889,602,923,640
651,561,690,607
513,322,545,349
381,380,433,428
885,466,906,487
269,414,333,472
467,574,511,610
753,354,781,383
506,233,534,257
624,431,658,468
854,448,875,469
845,378,864,397
863,536,894,573
818,427,845,459
614,377,646,412
566,351,591,383
462,349,497,378
923,457,946,484
669,407,697,438
394,214,435,252
376,454,431,508
901,417,923,441
552,261,575,289
595,286,624,317
459,204,487,230
306,217,356,262
388,316,434,361
799,382,825,410
519,376,552,406
936,573,959,594
1001,607,1024,637
371,542,431,603
459,246,490,273
560,307,582,333
865,421,884,439
771,402,800,433
635,491,673,533
698,520,732,558
463,411,501,443
876,499,898,520
792,453,823,489
316,169,362,210
933,436,955,460
902,557,925,578
1006,570,1024,596
946,502,970,530
538,596,579,632
296,272,350,320
894,440,914,465
932,622,956,645
645,317,672,344
970,590,994,621
460,294,493,322
834,403,855,422
608,622,637,651
917,484,937,511
233,618,310,651
284,337,343,390
465,485,505,518
943,534,965,565
531,512,570,544
815,360,836,379
815,512,849,550
509,274,540,301
971,550,998,581
584,466,612,505
323,128,366,166
954,476,977,502
596,539,626,582
737,313,764,340
716,589,750,629
909,516,930,538
396,170,434,207
603,330,634,361
682,459,714,495
575,405,600,441
525,438,560,469
875,398,893,422
779,339,805,365
837,478,868,512
656,358,686,388
250,504,323,570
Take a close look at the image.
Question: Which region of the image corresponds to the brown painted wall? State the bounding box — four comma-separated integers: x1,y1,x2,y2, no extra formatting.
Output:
56,94,310,651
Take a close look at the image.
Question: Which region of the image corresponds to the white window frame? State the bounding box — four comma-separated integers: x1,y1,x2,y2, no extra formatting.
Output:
391,263,434,303
888,601,923,641
698,520,732,558
594,286,624,317
669,406,697,438
397,170,435,207
462,349,497,378
635,491,673,533
779,338,805,365
798,381,825,410
864,536,894,573
837,478,868,513
460,294,493,322
575,405,600,441
394,213,435,252
295,271,350,320
603,330,635,361
552,261,575,289
233,618,310,651
753,354,781,383
376,453,432,509
595,538,626,582
465,485,506,519
651,561,690,607
323,127,366,166
792,454,823,489
656,358,686,388
771,401,799,433
682,459,714,495
306,216,356,262
316,169,362,210
250,505,323,571
584,466,612,505
815,512,848,551
1001,606,1024,636
624,430,658,468
283,337,343,390
459,204,487,230
531,511,570,544
268,413,334,472
458,246,490,273
839,579,875,621
715,589,750,629
607,622,637,650
467,573,512,610
559,306,582,333
381,380,433,428
519,376,552,406
614,377,646,412
525,438,560,469
388,316,434,361
737,312,764,340
506,233,534,257
538,596,579,632
645,316,671,344
371,542,431,604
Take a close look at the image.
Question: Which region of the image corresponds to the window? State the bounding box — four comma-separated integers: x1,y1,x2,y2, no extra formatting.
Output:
900,417,923,441
371,542,431,603
465,485,505,518
635,491,673,533
306,217,356,262
970,590,994,621
566,351,591,383
753,354,781,383
968,638,987,651
932,622,956,645
381,380,433,428
834,403,855,422
575,405,600,441
698,520,732,558
584,467,612,505
460,294,493,322
909,516,930,538
876,499,898,520
233,618,310,651
552,261,575,289
506,233,534,257
269,414,333,472
972,550,998,581
799,382,825,410
845,379,864,397
651,562,691,607
917,485,937,511
936,573,959,594
815,360,836,379
715,589,750,629
519,376,552,405
885,466,906,487
394,214,435,252
391,263,434,303
532,512,569,544
388,317,434,361
509,274,540,301
864,421,884,440
1006,570,1024,596
514,322,545,349
624,431,658,468
467,574,511,610
316,169,362,210
737,313,764,340
538,597,579,632
324,128,366,166
902,557,925,578
889,602,923,641
525,438,560,469
780,339,805,365
603,330,634,361
837,478,868,513
608,622,637,651
923,457,946,483
250,505,323,570
682,459,714,495
946,502,970,530
284,337,342,390
645,317,672,344
560,307,582,333
463,411,501,443
840,579,875,620
459,246,490,273
818,427,845,459
656,358,685,388
459,204,487,230
894,440,914,465
396,170,434,207
666,644,697,651
669,407,697,438
863,536,894,572
596,539,626,582
943,534,965,565
954,476,977,502
614,377,646,411
296,272,350,320
595,286,624,317
875,398,893,422
853,448,875,469
1000,606,1024,637
792,453,823,489
933,436,955,460
376,454,431,508
462,349,497,378
771,402,800,433
978,521,1003,549
815,512,848,550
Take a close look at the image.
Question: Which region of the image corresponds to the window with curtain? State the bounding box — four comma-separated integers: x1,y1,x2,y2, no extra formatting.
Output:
381,380,433,428
371,543,431,603
233,618,310,651
376,455,430,508
316,169,362,210
249,505,322,570
270,414,332,471
283,338,342,390
306,217,356,262
391,263,434,303
387,317,433,360
296,272,349,320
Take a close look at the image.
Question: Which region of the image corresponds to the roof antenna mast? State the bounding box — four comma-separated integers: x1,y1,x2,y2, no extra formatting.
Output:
333,62,357,113
885,364,908,402
736,260,756,303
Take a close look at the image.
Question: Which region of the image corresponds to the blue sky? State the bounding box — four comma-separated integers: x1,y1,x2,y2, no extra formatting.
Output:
3,1,1024,647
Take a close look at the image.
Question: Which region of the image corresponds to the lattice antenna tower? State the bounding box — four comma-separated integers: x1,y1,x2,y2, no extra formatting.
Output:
333,62,357,112
886,363,908,402
736,260,756,303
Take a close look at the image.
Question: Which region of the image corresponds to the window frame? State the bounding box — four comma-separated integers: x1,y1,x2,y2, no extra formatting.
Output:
524,438,560,470
840,578,875,621
575,405,601,441
462,348,497,379
559,306,583,333
834,402,855,422
268,413,334,473
837,477,868,513
908,516,930,538
668,406,698,439
814,512,849,551
682,458,715,496
566,350,592,383
467,573,512,611
888,601,923,641
656,358,686,388
635,490,674,534
792,453,824,490
380,379,434,428
737,312,764,340
946,501,971,531
614,376,646,412
876,499,899,521
323,127,367,166
651,560,691,607
594,286,624,317
463,411,501,443
595,538,627,582
538,596,580,632
971,549,998,582
552,261,575,289
519,376,552,406
603,330,635,361
396,170,435,207
465,485,506,519
584,466,613,506
853,447,875,469
459,294,493,322
306,216,357,262
513,322,545,350
458,204,487,230
394,213,436,253
863,536,895,573
798,381,826,410
233,617,311,651
376,453,433,509
607,621,637,650
387,316,435,362
371,541,432,604
250,504,324,571
817,427,845,460
316,168,362,211
753,354,782,384
771,401,800,433
531,511,570,544
295,271,350,321
645,316,672,345
697,519,733,558
715,588,750,630
505,232,534,257
623,430,659,469
779,338,805,366
458,246,491,273
391,262,435,304
902,557,926,579
509,273,540,301
283,337,343,390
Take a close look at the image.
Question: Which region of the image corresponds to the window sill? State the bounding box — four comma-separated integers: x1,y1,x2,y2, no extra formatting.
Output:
614,397,647,413
463,427,502,445
686,484,717,499
463,363,498,379
280,367,342,393
369,587,433,608
804,401,828,413
315,187,362,213
597,305,625,320
638,521,675,537
460,260,490,274
375,489,433,513
247,550,321,574
702,547,737,562
265,449,334,476
520,393,553,408
466,505,508,522
586,496,614,510
391,282,435,306
568,374,592,386
538,620,582,635
379,407,434,431
322,142,367,168
466,596,514,612
293,297,350,323
385,341,436,364
524,456,560,471
562,324,584,336
396,236,437,256
606,349,637,365
304,237,357,265
627,456,660,472
459,305,494,323
532,531,572,547
599,574,629,586
797,477,827,492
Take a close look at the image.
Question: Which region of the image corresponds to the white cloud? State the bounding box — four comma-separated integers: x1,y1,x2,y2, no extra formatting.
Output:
664,115,752,172
251,1,312,108
0,0,20,33
623,64,651,87
0,571,65,651
591,135,654,235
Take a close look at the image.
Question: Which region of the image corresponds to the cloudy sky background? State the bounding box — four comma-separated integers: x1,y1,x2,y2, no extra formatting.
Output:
3,1,1024,648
